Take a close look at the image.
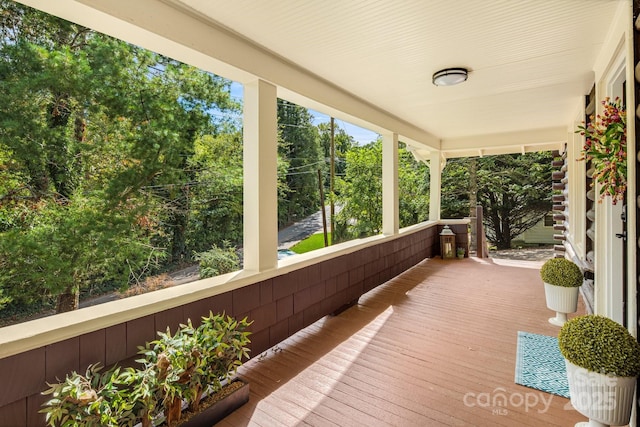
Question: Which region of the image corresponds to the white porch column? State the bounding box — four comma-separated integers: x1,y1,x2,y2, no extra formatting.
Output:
243,79,278,272
429,151,443,221
382,132,399,235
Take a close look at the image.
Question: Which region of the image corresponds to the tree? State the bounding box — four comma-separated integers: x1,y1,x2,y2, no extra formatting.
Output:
398,145,430,227
186,133,243,253
317,121,355,179
0,2,238,312
335,142,383,239
277,100,322,226
334,140,429,240
476,152,553,249
440,158,471,219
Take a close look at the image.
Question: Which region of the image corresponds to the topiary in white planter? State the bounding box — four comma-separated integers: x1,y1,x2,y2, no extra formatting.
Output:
540,257,583,326
558,315,640,427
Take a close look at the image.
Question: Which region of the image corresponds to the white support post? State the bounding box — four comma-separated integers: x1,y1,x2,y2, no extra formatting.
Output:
429,151,443,221
243,79,278,272
382,132,399,235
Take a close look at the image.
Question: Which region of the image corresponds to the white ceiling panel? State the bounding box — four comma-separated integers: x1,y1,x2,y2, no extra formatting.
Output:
173,0,619,147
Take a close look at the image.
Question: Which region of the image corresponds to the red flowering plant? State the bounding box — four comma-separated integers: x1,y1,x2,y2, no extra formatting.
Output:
576,97,627,204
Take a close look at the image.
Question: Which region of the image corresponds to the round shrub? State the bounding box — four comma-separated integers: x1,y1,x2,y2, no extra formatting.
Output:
558,315,640,377
540,257,582,287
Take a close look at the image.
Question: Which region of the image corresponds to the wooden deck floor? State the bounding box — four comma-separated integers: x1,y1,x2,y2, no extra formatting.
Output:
219,256,588,426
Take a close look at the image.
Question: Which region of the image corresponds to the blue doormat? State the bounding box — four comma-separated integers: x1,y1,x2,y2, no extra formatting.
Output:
514,331,569,398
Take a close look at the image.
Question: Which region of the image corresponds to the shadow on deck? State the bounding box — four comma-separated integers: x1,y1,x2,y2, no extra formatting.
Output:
219,256,587,426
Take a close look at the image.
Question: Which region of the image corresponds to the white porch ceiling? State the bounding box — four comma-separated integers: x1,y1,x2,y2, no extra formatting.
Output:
172,0,620,157
20,0,622,158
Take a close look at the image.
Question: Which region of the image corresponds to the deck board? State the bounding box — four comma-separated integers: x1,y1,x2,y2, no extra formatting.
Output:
221,256,590,426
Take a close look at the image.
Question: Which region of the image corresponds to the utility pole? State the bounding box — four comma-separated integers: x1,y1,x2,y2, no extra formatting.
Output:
318,169,328,247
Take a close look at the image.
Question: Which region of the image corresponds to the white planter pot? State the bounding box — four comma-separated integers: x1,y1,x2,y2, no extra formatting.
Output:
543,282,579,326
565,360,637,427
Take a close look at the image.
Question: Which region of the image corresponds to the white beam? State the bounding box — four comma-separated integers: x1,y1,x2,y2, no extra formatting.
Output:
441,127,567,156
382,133,399,235
243,80,278,272
429,152,443,221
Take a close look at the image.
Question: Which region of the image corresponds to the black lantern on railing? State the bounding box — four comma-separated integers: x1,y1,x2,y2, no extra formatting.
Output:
440,225,456,259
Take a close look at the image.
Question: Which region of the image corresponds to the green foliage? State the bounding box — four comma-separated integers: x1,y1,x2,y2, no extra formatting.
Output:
277,100,322,225
440,158,471,219
334,140,429,241
540,258,583,288
0,2,240,315
0,194,165,311
193,244,240,279
290,233,330,253
399,144,430,227
558,315,640,377
186,133,243,253
40,364,137,427
41,313,252,426
476,152,553,249
439,153,553,249
335,141,382,241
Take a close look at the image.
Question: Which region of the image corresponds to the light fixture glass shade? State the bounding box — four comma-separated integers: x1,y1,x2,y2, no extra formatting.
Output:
432,68,468,86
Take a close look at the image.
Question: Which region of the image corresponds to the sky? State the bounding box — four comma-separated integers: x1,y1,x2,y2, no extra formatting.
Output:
229,82,379,145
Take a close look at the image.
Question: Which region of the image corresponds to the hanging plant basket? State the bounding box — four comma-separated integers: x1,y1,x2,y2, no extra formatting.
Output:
576,97,627,204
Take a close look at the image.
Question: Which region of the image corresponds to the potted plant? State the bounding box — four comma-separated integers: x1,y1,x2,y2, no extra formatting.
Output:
40,312,252,427
456,247,465,259
40,364,138,427
540,257,583,326
558,315,640,427
576,97,627,204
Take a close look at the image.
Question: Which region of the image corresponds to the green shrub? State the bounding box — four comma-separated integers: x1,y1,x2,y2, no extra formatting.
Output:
41,313,252,427
558,315,640,377
194,243,239,279
40,364,137,427
540,257,582,287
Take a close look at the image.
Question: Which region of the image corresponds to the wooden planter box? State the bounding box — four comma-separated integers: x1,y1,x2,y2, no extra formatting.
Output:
179,379,250,427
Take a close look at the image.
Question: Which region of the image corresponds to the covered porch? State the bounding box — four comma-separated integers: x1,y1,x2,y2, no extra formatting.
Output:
221,256,586,426
0,1,634,425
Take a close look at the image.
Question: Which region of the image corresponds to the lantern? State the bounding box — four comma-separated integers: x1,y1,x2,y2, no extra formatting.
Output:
440,225,456,259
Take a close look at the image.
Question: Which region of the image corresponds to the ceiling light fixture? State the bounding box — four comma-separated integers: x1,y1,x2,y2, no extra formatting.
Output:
432,67,468,86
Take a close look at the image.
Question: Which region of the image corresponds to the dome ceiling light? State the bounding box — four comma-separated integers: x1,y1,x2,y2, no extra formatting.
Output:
432,67,468,86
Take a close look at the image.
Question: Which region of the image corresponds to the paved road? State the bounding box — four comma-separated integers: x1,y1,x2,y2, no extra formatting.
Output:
278,207,329,249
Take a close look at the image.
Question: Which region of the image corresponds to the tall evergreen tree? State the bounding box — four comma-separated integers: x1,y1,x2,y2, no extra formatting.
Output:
476,152,553,249
0,1,238,312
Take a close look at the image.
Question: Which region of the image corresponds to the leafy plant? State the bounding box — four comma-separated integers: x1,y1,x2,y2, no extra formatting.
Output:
41,313,252,426
189,313,252,411
40,364,137,427
576,97,627,204
558,315,640,377
540,257,583,288
193,243,240,279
